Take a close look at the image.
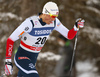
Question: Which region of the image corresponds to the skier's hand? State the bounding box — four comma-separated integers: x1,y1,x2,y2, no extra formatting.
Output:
5,59,13,75
74,18,85,31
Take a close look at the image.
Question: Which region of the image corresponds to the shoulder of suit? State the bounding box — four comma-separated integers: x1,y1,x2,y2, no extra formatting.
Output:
28,15,38,21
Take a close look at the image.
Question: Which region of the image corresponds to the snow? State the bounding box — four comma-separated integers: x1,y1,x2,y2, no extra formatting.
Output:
0,36,7,43
76,60,99,77
86,0,100,15
97,41,100,45
0,0,3,2
59,5,65,10
37,51,100,77
0,12,22,20
81,26,100,45
86,6,100,15
48,36,56,41
86,0,100,5
37,51,61,61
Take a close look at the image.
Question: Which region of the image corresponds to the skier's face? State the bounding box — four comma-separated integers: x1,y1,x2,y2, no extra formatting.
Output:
44,14,57,24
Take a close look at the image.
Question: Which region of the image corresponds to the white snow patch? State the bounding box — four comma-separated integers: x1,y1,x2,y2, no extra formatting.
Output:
81,26,100,44
76,60,99,77
48,36,56,41
37,51,61,61
86,0,100,5
97,41,100,45
86,6,100,15
0,36,7,43
0,12,22,20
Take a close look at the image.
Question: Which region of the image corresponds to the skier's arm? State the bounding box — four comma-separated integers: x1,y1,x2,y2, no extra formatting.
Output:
6,18,32,59
54,18,84,40
67,18,84,39
5,18,32,75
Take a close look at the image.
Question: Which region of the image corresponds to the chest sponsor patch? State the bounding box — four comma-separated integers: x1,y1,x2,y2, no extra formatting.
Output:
29,27,54,36
35,29,52,35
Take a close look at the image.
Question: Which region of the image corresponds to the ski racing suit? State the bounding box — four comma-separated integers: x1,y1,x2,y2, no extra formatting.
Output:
5,14,77,77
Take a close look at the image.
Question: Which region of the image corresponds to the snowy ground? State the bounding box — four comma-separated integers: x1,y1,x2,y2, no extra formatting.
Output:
38,52,100,77
76,60,99,77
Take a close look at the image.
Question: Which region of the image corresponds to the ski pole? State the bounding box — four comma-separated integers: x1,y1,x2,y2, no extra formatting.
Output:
69,31,79,77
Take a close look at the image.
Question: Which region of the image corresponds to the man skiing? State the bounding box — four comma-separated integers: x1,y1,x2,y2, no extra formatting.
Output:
5,1,84,77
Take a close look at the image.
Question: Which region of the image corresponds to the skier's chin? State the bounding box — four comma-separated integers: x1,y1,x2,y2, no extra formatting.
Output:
47,21,52,24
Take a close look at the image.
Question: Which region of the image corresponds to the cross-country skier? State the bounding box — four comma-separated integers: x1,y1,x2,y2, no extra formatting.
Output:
5,1,84,77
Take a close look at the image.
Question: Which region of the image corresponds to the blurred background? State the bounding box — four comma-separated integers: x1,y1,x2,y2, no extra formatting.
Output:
0,0,100,77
